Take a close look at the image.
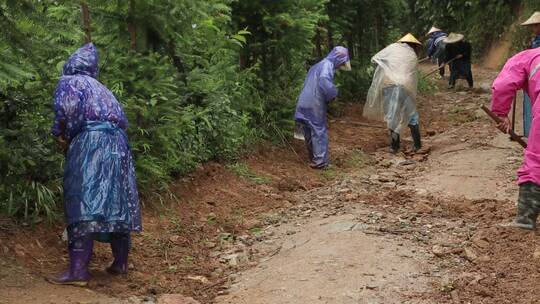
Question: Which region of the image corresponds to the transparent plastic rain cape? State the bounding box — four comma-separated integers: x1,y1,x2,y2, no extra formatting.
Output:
364,43,418,134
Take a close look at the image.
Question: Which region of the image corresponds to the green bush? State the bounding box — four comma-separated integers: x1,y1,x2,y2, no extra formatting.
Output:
510,1,540,54
4,0,519,221
411,0,524,59
0,83,63,221
0,1,255,218
417,71,438,95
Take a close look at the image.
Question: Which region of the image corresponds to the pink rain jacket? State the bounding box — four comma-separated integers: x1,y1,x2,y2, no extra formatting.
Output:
491,48,540,185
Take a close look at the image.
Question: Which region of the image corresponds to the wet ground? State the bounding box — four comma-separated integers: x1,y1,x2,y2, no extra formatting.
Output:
1,64,537,304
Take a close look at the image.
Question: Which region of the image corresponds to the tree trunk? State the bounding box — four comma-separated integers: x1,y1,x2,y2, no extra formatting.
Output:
81,0,91,43
239,46,250,70
327,24,334,50
128,0,136,50
374,13,382,52
239,51,247,70
315,27,322,58
346,32,354,58
167,41,187,85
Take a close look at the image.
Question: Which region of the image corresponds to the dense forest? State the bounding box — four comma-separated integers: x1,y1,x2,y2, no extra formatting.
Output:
0,0,536,221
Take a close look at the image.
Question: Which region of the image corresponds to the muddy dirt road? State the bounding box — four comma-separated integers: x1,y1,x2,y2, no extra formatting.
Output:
215,66,529,304
1,65,537,304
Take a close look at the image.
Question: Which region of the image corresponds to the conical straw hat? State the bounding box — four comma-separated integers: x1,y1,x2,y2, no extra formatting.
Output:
398,33,422,45
443,33,464,44
522,12,540,26
427,26,442,36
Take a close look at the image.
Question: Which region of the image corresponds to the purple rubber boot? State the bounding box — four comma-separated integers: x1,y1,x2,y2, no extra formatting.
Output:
106,233,130,275
48,236,93,286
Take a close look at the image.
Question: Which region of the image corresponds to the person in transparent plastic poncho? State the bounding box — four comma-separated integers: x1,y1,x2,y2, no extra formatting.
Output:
48,43,141,286
295,46,351,169
364,34,422,153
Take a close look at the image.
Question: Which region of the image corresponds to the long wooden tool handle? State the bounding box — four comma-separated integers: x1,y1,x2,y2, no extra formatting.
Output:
422,56,460,79
511,97,516,132
481,105,527,148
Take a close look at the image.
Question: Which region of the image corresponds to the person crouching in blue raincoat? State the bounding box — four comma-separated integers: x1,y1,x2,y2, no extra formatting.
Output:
48,43,142,286
295,46,351,169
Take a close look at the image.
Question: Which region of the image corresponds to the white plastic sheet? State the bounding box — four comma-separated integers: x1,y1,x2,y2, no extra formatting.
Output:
364,43,418,134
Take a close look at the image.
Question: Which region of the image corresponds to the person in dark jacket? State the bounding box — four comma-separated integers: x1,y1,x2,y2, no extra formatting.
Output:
444,33,473,89
426,27,448,77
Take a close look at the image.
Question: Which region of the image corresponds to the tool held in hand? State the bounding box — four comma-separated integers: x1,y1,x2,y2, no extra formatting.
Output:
293,122,305,141
481,105,527,148
422,56,460,79
511,96,517,132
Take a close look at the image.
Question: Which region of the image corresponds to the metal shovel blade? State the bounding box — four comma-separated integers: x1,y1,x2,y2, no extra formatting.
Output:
294,123,305,141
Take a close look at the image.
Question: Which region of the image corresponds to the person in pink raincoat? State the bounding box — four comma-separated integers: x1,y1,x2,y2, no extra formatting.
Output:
491,47,540,229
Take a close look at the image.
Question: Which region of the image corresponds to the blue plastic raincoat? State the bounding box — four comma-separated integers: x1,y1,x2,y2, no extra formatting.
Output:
533,35,540,49
295,46,350,168
523,35,540,137
52,43,142,242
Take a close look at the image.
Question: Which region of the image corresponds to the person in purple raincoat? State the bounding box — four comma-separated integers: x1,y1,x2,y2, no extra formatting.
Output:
295,46,351,169
48,43,142,286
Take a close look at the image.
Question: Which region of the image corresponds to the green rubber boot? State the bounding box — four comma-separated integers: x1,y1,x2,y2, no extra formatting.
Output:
501,183,540,230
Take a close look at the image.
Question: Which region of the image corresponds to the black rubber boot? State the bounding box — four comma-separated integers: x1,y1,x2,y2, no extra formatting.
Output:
409,124,422,151
466,71,474,88
390,131,400,153
501,183,540,230
448,76,456,89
